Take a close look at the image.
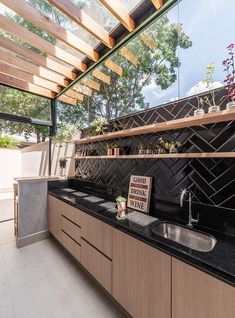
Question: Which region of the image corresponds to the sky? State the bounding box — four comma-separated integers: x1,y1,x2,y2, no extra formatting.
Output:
142,0,235,106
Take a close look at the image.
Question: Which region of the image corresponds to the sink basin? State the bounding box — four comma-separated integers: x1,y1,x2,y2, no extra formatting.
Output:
152,222,217,252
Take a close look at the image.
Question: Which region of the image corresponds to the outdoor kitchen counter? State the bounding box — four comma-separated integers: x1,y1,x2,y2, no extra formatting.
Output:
48,187,235,288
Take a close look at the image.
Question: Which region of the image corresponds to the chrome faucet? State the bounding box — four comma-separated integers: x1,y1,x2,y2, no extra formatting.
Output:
180,189,199,229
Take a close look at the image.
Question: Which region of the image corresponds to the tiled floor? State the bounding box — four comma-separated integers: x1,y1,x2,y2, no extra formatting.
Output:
0,239,126,318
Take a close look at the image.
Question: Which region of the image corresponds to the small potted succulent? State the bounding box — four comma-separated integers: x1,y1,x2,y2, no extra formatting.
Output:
116,196,127,220
203,63,220,113
168,141,182,153
107,144,114,156
146,144,155,154
137,143,145,155
158,138,167,154
59,156,67,169
223,43,235,110
113,144,122,156
194,96,205,116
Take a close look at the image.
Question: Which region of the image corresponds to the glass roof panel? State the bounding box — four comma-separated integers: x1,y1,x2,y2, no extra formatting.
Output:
119,0,144,12
70,0,119,32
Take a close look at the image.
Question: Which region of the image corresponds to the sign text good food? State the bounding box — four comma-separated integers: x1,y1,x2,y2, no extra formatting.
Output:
127,175,152,213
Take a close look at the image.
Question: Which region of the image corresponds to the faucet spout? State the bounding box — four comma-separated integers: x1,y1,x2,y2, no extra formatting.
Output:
180,188,199,229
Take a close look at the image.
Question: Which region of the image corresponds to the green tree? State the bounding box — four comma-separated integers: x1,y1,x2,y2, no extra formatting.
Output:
58,14,192,124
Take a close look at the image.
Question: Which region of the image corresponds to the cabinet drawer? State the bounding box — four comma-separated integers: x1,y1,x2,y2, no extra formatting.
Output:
81,238,112,293
62,216,81,244
60,201,75,221
73,208,81,227
61,231,80,262
81,212,112,258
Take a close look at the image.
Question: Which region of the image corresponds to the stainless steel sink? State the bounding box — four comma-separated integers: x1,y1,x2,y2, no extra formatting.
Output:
152,222,217,252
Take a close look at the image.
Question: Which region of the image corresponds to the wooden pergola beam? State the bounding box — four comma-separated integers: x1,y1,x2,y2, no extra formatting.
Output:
0,35,76,80
0,73,55,98
0,14,87,71
1,0,99,62
82,77,100,91
99,0,135,32
104,59,123,76
151,0,164,9
0,62,61,93
120,47,138,66
0,49,68,87
73,83,92,96
48,0,115,49
58,95,77,106
92,69,111,84
66,90,84,101
139,32,157,52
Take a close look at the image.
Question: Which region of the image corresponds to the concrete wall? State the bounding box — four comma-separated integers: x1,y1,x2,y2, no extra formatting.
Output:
0,148,21,191
21,141,75,178
0,141,75,191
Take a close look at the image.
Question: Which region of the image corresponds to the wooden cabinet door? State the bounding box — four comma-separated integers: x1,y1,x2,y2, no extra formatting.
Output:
48,195,61,241
81,212,112,258
113,229,171,318
81,238,112,293
172,258,235,318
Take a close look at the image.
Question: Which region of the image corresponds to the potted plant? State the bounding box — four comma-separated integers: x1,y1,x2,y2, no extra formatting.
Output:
194,96,205,116
102,122,113,134
116,196,127,220
203,63,220,113
168,141,182,153
59,157,67,169
107,144,114,156
90,117,108,136
113,144,122,156
137,143,145,155
223,43,235,110
158,138,167,154
146,144,155,154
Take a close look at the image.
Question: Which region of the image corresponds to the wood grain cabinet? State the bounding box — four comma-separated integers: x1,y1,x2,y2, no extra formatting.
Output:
48,195,62,242
112,229,171,318
81,212,112,258
172,258,235,318
61,231,81,262
81,238,112,293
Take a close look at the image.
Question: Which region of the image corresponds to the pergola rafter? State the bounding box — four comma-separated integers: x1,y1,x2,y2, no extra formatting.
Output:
0,14,87,70
0,0,167,100
47,0,115,49
1,0,99,62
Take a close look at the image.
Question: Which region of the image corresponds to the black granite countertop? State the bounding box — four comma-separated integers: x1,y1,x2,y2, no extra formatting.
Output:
48,187,235,287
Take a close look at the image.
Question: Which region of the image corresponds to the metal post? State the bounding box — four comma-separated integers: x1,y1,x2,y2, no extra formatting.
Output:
49,99,57,175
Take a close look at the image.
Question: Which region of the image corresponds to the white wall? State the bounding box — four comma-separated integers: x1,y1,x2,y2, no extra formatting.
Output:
21,141,75,177
0,148,21,191
0,141,75,191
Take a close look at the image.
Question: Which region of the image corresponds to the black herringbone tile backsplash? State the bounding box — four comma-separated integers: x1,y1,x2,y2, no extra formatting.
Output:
75,88,235,210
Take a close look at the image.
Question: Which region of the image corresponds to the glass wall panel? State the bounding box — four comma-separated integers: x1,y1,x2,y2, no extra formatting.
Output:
0,85,51,120
58,0,235,127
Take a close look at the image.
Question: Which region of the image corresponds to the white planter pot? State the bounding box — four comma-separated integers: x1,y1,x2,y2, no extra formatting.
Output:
226,101,235,110
208,105,220,113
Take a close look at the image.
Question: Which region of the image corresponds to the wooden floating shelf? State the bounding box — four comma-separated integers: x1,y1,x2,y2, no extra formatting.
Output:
74,109,235,144
74,152,235,159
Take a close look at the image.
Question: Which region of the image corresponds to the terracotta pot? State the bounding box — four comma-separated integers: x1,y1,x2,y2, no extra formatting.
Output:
107,148,113,156
114,147,121,156
117,202,126,219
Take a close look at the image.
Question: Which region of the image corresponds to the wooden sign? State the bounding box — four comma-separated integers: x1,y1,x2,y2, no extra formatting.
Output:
127,175,152,213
